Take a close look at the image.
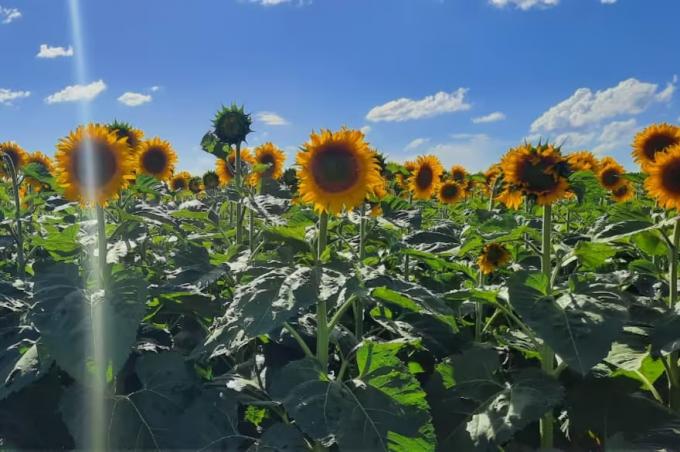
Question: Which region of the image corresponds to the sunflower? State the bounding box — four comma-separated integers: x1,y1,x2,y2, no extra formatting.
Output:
170,171,192,192
438,181,465,205
250,142,286,186
216,148,255,186
55,124,134,204
396,160,415,191
611,181,635,203
202,170,220,190
500,143,570,206
23,151,54,191
483,164,502,195
450,165,468,184
369,203,383,218
188,176,204,194
136,137,177,182
496,187,523,209
632,123,680,170
597,158,626,190
567,150,599,172
0,142,28,178
297,128,383,214
409,155,444,200
478,243,512,275
108,121,144,155
644,145,680,210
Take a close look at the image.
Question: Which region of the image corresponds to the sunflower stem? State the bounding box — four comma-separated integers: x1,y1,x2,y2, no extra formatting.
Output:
4,155,25,277
475,271,484,342
235,142,243,245
359,203,367,261
96,204,109,289
540,204,555,449
667,219,680,411
317,212,329,371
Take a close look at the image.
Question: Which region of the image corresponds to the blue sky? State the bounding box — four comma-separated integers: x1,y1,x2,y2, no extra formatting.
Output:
0,0,678,173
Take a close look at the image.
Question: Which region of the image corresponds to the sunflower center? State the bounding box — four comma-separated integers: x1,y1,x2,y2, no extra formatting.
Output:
660,159,680,195
4,149,20,168
259,153,276,176
71,139,119,190
601,168,621,187
613,184,629,197
415,165,434,190
311,146,360,193
117,130,138,150
142,147,168,175
485,245,505,265
519,161,557,192
644,134,678,161
452,172,465,183
173,178,187,190
442,183,459,199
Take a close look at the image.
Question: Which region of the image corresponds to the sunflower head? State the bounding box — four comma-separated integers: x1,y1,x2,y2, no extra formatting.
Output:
644,144,680,210
478,243,512,275
496,187,523,210
567,150,600,172
170,171,192,192
202,170,220,190
409,155,444,200
55,124,134,205
633,123,680,170
369,203,383,218
216,148,255,186
296,128,383,214
282,167,299,192
23,151,55,192
250,142,286,186
188,176,204,194
108,121,144,155
611,181,635,203
597,158,626,190
0,142,28,178
438,181,465,205
213,104,253,145
137,137,177,181
450,165,468,184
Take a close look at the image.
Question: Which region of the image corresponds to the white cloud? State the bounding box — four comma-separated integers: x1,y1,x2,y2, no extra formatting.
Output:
472,111,506,124
0,88,30,105
405,138,430,151
531,78,676,133
256,111,289,126
118,92,152,107
247,0,311,5
424,134,507,171
36,44,74,59
360,125,371,135
0,6,21,24
366,88,471,122
45,80,106,104
150,86,161,92
593,118,637,154
601,0,617,4
489,0,559,10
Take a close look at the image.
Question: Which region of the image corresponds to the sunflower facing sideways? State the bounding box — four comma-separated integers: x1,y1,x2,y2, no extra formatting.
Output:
611,181,635,203
567,150,599,173
137,137,177,182
450,165,468,185
632,123,680,171
409,155,444,200
478,242,512,275
644,144,680,210
597,157,626,191
170,171,192,192
250,142,286,186
296,128,383,214
216,148,255,186
202,171,220,190
188,176,204,194
438,181,465,205
23,151,54,192
108,121,145,155
0,142,28,178
55,124,134,205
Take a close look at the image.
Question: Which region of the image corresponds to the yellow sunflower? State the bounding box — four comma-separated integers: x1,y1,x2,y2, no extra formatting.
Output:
438,181,465,205
496,187,524,210
409,155,444,200
567,150,600,172
644,145,680,210
170,171,192,192
296,128,383,214
188,176,204,194
369,203,383,218
597,158,626,191
478,243,512,275
632,123,680,170
23,151,54,191
108,122,145,155
483,164,502,195
55,124,134,205
396,160,415,191
500,143,570,206
216,148,255,186
611,181,635,203
250,142,286,186
0,142,28,178
137,137,177,182
450,165,468,185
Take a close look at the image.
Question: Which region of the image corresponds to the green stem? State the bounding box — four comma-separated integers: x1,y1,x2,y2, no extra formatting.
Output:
540,204,555,449
96,204,109,289
475,271,484,342
235,143,243,244
283,322,314,359
6,157,25,277
317,212,329,371
249,209,255,252
359,204,366,261
668,219,680,411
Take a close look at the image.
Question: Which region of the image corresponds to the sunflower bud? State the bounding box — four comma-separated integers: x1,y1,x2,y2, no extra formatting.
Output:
212,104,253,145
202,170,220,190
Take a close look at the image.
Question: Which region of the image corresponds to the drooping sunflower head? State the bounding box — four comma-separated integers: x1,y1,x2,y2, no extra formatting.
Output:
202,170,220,190
450,165,468,184
500,143,570,205
478,242,512,275
55,124,134,205
597,158,626,190
250,142,286,185
108,121,144,155
611,181,635,203
296,128,383,214
0,142,28,178
567,150,600,172
137,137,177,181
632,123,680,170
438,181,465,205
212,104,253,145
216,148,255,186
170,171,192,192
409,155,444,200
496,186,523,210
188,176,204,194
23,151,55,192
644,145,680,210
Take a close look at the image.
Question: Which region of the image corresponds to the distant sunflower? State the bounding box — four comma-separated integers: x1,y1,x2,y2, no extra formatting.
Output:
396,160,416,191
250,142,286,186
55,124,133,204
108,121,144,155
644,145,680,210
500,143,570,206
478,243,511,275
496,187,523,210
188,176,204,194
567,150,599,172
137,138,177,181
632,123,680,170
170,171,192,192
216,148,255,186
202,171,220,190
24,151,54,192
450,165,468,184
0,142,28,178
297,128,383,214
369,203,383,218
369,179,388,201
409,155,444,200
597,158,626,190
483,164,502,195
438,181,465,205
611,181,635,203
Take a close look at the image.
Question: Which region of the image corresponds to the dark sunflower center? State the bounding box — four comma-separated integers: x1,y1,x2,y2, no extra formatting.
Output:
259,153,276,176
453,172,465,183
415,165,434,190
661,159,680,195
3,149,20,168
644,134,678,160
311,146,360,193
485,245,505,264
142,147,168,174
518,161,557,192
189,179,201,193
601,168,621,187
172,178,187,191
442,183,459,199
203,173,219,189
71,139,118,190
613,185,629,197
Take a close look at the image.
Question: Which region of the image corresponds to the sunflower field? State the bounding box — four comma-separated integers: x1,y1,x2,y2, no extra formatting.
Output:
2,105,680,451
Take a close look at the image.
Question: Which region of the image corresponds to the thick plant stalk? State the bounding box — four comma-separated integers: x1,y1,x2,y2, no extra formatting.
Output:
235,142,243,244
540,204,555,449
668,219,680,410
96,205,109,289
316,212,329,371
5,156,25,277
476,271,484,341
359,204,367,261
